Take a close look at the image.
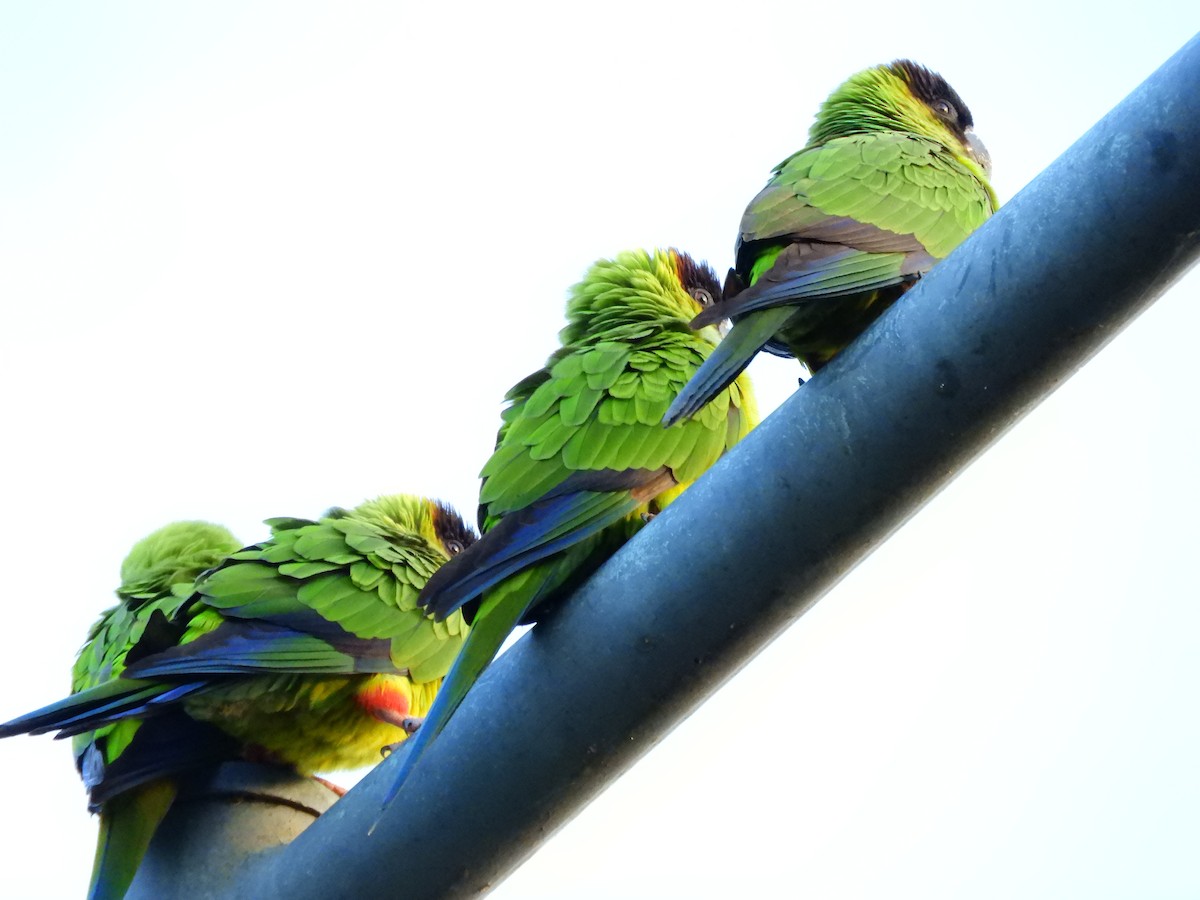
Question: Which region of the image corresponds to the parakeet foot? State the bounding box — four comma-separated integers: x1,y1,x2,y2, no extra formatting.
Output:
379,718,422,757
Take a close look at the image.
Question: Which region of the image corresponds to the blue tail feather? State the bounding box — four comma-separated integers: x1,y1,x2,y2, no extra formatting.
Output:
378,589,532,810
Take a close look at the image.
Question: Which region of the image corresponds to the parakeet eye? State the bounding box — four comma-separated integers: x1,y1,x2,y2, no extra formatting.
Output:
690,288,715,307
932,99,956,119
444,540,465,556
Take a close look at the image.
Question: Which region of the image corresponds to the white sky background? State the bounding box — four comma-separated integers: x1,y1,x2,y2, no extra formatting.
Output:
2,3,1199,897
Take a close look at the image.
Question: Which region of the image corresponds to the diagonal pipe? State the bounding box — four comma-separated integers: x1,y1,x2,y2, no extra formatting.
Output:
208,33,1200,899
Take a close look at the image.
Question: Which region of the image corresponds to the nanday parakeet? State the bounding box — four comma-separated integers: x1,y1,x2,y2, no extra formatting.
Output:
381,248,759,803
0,495,475,900
75,521,242,900
663,59,997,426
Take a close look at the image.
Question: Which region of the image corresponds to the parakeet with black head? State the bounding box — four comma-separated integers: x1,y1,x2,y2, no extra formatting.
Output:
0,496,475,900
380,248,758,804
663,59,996,426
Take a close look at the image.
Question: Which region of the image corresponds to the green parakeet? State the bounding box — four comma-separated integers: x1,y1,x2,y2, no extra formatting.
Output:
76,522,242,900
382,248,758,802
663,59,997,426
0,495,475,900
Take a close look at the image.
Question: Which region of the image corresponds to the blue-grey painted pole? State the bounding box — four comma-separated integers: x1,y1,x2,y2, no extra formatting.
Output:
125,763,339,899
215,33,1200,899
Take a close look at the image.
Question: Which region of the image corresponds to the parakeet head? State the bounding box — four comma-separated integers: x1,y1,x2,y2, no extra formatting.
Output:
428,500,476,558
561,249,722,342
809,59,992,180
118,521,241,602
667,248,728,342
669,248,723,317
350,494,477,560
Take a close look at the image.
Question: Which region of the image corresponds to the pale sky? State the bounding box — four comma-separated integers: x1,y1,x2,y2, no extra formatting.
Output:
2,4,1199,898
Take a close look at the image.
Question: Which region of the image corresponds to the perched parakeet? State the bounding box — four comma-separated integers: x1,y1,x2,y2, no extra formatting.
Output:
382,248,759,802
75,522,242,900
0,495,475,900
663,59,997,426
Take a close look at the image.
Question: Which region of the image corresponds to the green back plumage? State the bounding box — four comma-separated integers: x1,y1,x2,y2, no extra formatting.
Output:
480,249,757,521
191,497,469,680
745,129,993,262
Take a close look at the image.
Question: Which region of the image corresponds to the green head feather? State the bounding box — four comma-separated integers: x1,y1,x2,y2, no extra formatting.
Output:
70,521,241,761
118,521,241,602
344,495,476,560
560,248,724,346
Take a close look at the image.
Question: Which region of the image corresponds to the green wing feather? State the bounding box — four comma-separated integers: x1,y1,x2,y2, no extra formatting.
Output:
741,134,993,262
162,504,469,677
480,339,743,518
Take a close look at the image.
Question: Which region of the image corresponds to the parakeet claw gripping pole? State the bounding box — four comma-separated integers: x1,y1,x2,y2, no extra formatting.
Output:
166,34,1200,899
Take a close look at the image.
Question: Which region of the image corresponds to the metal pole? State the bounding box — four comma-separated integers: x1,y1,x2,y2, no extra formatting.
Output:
125,763,339,899
229,33,1200,899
